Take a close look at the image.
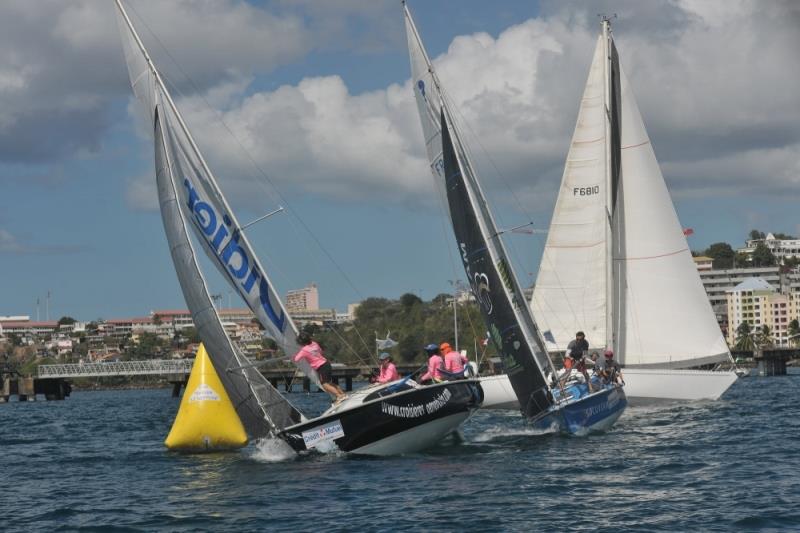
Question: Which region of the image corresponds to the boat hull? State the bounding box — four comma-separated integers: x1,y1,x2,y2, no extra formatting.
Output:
476,374,519,409
480,367,738,408
278,380,483,455
621,368,738,404
532,385,627,435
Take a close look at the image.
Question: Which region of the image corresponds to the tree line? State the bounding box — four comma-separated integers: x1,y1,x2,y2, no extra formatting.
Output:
307,293,496,367
693,229,799,270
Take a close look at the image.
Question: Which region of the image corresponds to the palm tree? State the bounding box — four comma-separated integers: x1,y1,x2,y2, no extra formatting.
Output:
788,319,800,347
755,325,774,348
734,321,755,351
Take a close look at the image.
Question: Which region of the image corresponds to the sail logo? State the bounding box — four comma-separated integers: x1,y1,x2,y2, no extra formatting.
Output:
183,178,287,333
417,80,426,98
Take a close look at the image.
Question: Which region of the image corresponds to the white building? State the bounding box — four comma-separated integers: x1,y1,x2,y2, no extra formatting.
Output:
739,232,800,263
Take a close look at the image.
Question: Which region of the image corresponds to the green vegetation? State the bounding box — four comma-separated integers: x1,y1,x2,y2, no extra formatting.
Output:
703,242,735,269
310,293,496,366
751,242,777,267
734,321,755,351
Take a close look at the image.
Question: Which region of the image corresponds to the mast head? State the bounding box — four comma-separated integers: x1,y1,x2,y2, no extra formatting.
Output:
598,13,618,32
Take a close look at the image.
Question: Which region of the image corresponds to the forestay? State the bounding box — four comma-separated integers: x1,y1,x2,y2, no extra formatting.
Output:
116,0,305,436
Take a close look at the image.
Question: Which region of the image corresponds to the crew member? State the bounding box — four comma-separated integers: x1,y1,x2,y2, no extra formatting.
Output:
293,331,346,403
566,331,589,368
419,343,444,383
600,349,624,385
377,352,399,383
441,342,465,377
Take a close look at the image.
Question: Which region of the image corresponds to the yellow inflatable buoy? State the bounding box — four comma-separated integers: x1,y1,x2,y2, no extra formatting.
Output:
165,343,248,452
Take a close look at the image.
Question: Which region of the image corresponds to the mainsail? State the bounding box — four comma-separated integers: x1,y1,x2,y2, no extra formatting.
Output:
531,20,730,368
116,0,304,436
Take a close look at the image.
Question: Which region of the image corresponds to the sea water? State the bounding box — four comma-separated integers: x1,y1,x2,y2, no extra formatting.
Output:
1,371,798,532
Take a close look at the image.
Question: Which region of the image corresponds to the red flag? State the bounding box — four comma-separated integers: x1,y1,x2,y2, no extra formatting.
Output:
683,228,694,236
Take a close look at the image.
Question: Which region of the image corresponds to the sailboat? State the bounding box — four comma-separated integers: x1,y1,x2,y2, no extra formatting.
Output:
482,18,738,406
405,3,626,434
116,0,482,455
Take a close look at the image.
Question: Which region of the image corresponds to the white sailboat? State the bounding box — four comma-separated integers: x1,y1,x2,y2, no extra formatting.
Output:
116,0,482,455
483,18,738,405
405,3,626,434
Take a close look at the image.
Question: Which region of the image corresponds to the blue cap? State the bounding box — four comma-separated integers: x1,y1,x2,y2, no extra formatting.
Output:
379,352,392,360
424,343,439,352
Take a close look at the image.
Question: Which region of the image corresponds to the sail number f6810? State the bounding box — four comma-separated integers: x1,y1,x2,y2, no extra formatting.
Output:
573,186,600,196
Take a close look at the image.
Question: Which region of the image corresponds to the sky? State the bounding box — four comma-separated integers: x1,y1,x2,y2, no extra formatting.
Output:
1,0,798,322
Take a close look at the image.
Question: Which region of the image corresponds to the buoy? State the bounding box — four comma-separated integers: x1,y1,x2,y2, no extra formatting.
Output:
165,343,248,452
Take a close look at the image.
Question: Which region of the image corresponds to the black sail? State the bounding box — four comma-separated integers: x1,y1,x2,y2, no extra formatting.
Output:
440,109,553,419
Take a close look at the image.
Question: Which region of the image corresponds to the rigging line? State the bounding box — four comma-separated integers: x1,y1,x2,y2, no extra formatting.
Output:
326,323,374,367
125,0,366,306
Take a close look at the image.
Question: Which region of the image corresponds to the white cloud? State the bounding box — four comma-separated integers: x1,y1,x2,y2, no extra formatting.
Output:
148,0,797,217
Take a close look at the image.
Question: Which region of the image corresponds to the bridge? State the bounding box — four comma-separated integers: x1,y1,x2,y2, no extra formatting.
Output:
37,360,193,379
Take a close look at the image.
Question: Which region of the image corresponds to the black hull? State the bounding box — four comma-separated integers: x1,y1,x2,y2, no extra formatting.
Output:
279,380,483,454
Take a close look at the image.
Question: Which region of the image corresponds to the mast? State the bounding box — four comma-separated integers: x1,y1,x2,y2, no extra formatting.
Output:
602,17,614,353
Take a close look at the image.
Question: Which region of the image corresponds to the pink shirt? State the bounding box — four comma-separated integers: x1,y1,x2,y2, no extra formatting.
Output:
420,354,444,381
378,362,399,383
293,341,327,370
444,350,465,373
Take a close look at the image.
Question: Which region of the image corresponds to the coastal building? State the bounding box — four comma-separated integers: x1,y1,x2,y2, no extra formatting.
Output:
738,233,800,263
286,283,319,312
692,256,713,271
726,277,798,347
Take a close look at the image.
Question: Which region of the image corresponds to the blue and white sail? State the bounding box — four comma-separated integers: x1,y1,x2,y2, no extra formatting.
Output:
115,0,305,437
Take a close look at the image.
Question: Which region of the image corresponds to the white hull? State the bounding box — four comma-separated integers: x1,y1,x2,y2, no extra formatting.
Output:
350,412,470,456
621,368,738,404
480,368,738,409
477,374,520,410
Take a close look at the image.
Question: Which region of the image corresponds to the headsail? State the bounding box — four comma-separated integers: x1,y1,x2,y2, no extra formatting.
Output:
116,0,304,436
532,19,730,367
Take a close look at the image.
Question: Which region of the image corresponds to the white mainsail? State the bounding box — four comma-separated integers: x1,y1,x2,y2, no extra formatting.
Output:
116,1,305,436
531,36,608,350
531,21,730,368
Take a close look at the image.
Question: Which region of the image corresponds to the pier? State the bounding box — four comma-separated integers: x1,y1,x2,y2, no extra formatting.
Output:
19,360,425,399
754,348,797,376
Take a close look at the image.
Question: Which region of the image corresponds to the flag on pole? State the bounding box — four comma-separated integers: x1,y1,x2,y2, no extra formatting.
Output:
683,228,694,236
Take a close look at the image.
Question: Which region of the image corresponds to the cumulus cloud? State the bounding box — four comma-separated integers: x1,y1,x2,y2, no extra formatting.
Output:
1,0,797,214
127,0,796,218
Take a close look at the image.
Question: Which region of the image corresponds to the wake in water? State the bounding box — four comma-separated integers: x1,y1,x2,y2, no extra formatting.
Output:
249,438,297,463
472,423,559,443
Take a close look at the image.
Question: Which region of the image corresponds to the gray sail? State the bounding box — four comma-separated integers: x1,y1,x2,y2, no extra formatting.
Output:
155,108,303,436
116,0,304,437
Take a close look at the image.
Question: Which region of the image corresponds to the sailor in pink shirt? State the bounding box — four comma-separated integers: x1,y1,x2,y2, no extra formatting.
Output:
293,331,345,403
441,342,466,374
377,352,400,383
419,343,444,383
